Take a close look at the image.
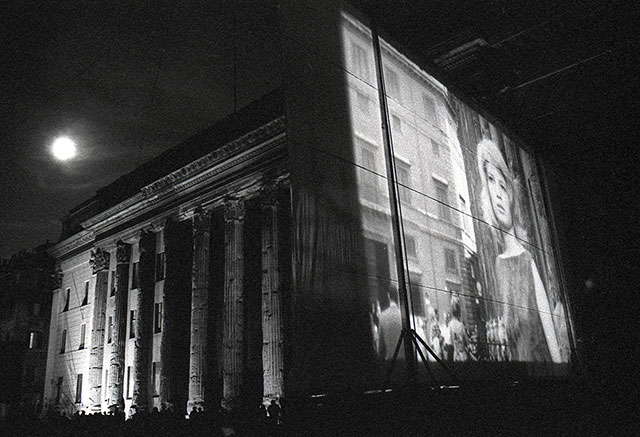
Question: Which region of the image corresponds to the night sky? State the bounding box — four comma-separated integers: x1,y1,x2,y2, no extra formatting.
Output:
1,0,280,257
1,0,639,386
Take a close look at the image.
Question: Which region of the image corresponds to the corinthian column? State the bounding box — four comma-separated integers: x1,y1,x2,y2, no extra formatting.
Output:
159,220,193,411
88,248,110,412
132,230,156,414
108,240,131,413
261,186,284,404
222,198,245,411
187,208,212,414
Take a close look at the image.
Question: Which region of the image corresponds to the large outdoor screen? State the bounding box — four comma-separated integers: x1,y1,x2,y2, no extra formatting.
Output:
283,1,572,394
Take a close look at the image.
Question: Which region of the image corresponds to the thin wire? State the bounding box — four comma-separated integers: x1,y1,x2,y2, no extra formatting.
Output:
297,258,563,320
498,50,612,94
279,28,537,199
290,137,554,259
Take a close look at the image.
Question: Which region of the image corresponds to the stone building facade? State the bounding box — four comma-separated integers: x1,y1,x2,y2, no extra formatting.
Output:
44,95,289,415
0,243,55,417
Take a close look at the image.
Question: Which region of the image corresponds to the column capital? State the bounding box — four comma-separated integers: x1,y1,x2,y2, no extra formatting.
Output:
90,248,111,274
51,270,64,289
139,229,156,251
260,183,281,207
193,206,212,233
115,240,132,264
223,197,246,222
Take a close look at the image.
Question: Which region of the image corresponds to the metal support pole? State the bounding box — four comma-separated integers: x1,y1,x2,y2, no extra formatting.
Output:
371,24,417,384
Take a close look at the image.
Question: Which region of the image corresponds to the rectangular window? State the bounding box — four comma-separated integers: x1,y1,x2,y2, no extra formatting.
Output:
131,262,139,290
104,369,108,400
129,310,136,339
423,94,439,128
155,253,166,281
391,114,403,134
62,288,70,312
75,374,83,404
82,281,89,306
29,331,41,349
459,196,469,232
435,181,451,221
445,248,458,273
405,235,417,258
409,280,424,318
60,329,67,354
154,303,163,334
110,271,116,297
107,316,113,344
446,281,461,294
56,377,63,404
385,68,400,101
361,148,376,181
358,141,378,202
79,324,86,349
78,324,87,349
431,139,440,157
126,366,132,399
151,362,159,396
33,303,41,316
355,90,370,115
351,42,370,82
396,161,411,204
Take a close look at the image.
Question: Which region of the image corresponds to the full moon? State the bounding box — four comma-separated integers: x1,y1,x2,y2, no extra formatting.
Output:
51,136,77,161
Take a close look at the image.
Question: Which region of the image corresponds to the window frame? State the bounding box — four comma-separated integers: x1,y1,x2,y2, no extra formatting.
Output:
155,253,166,281
445,248,458,273
75,373,83,404
62,288,70,312
60,329,67,354
107,316,113,344
434,181,451,222
79,324,86,350
81,281,89,306
129,310,136,339
154,302,163,334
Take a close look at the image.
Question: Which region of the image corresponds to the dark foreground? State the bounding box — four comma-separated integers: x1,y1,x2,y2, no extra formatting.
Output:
1,379,637,436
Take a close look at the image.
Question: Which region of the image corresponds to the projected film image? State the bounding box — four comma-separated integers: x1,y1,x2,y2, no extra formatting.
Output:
341,12,571,373
285,6,572,393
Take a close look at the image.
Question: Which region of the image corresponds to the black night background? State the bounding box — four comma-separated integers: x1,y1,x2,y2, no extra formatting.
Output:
1,0,638,433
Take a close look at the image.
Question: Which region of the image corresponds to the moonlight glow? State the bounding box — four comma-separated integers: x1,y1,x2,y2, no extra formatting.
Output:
51,137,77,161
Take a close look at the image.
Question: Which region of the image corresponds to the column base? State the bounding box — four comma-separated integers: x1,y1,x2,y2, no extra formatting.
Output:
186,399,205,415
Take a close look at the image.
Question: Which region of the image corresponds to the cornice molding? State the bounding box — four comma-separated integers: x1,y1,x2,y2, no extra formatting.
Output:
80,119,286,234
51,230,95,259
140,117,285,198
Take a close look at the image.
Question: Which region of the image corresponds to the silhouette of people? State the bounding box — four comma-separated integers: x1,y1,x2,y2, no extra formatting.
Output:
267,400,282,425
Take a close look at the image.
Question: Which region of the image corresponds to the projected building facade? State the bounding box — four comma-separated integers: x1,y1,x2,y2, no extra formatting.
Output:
43,0,576,416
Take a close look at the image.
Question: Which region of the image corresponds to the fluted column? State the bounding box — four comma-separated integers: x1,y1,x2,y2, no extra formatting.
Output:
88,248,110,412
132,230,156,414
187,208,212,414
159,220,193,410
108,240,131,413
222,198,245,411
261,186,284,404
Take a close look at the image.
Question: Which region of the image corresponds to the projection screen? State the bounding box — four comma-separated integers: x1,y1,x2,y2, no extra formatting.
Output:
282,1,573,394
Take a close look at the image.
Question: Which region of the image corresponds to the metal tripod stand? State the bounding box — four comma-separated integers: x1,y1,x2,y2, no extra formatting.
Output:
385,328,456,386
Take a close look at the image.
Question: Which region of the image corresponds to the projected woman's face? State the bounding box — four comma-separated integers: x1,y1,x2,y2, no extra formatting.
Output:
486,164,513,231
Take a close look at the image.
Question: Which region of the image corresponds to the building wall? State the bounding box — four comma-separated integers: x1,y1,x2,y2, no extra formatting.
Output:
44,114,288,415
45,252,93,412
